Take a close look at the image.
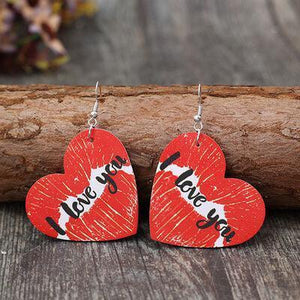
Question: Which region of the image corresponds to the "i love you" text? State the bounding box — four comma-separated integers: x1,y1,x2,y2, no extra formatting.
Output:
160,152,235,243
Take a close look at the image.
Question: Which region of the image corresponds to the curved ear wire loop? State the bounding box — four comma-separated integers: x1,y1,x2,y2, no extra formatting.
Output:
193,84,203,146
88,81,102,141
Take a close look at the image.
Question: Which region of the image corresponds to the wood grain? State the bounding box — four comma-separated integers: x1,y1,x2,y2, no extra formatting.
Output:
0,84,299,208
0,202,299,299
0,3,299,299
0,0,299,86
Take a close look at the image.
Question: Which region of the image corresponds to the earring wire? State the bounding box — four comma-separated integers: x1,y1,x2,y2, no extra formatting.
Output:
193,84,203,146
88,81,101,140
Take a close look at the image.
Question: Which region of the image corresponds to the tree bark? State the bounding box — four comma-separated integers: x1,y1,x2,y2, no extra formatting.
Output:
0,84,299,208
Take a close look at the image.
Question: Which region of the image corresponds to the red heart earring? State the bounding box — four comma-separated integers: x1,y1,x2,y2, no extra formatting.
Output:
150,84,265,248
26,82,138,241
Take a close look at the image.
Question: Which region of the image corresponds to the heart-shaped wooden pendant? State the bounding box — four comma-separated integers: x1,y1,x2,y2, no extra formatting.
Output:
26,129,138,241
150,132,265,247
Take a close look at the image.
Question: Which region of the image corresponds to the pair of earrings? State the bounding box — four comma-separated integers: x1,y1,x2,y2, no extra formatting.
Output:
26,83,265,248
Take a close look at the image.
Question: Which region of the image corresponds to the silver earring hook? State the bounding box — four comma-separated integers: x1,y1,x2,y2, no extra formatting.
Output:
88,81,101,140
197,83,202,116
193,83,203,146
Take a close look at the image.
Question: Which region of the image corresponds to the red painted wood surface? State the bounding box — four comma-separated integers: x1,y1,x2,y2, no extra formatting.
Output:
26,129,138,241
150,132,265,247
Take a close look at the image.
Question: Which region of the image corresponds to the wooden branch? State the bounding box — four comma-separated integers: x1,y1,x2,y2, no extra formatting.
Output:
0,85,299,208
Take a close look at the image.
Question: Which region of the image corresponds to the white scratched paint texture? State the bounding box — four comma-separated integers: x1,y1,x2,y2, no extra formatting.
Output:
57,165,134,240
157,162,226,247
